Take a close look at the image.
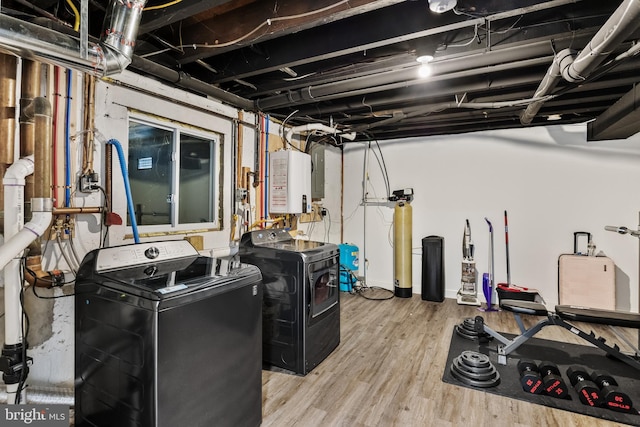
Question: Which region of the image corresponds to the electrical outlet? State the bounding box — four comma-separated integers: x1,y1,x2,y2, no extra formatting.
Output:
300,203,323,223
79,172,100,193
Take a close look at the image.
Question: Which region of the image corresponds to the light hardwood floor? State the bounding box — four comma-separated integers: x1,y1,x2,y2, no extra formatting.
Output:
261,292,639,426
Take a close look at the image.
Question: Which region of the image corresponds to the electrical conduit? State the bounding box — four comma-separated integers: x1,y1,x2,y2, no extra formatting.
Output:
106,139,140,243
64,70,72,207
285,123,356,145
264,115,269,220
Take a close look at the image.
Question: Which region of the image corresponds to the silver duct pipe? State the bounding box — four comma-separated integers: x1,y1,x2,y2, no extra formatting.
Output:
0,385,73,406
520,0,640,124
0,0,147,77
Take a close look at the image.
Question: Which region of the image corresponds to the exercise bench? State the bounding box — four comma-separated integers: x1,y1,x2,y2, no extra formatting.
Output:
475,299,640,371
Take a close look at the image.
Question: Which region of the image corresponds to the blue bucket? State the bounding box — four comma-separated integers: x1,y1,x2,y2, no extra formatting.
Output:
339,243,359,292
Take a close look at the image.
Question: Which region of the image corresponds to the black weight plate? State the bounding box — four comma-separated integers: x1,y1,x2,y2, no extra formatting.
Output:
462,318,475,327
455,319,493,342
455,325,480,340
459,351,491,368
454,325,494,342
450,363,501,388
452,358,499,381
454,360,495,376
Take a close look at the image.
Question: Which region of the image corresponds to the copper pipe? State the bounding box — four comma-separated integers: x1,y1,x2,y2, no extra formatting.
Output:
23,97,52,260
53,207,102,215
236,111,244,184
0,53,16,165
105,144,112,210
22,97,53,211
27,97,53,199
23,255,64,288
0,53,17,224
82,74,96,174
20,59,41,204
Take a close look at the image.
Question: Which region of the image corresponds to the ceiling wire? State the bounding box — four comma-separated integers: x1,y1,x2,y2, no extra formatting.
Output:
178,0,352,50
145,0,183,12
65,0,79,31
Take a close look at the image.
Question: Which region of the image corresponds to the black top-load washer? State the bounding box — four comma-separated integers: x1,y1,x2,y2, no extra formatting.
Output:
239,229,340,375
75,240,262,427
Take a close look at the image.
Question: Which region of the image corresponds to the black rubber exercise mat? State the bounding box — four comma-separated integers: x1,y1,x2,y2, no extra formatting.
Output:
442,327,640,426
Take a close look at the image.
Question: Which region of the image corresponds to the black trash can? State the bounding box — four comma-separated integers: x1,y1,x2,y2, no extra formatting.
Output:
421,236,445,302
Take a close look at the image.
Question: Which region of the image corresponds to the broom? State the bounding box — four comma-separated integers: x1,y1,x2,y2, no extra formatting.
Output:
497,210,538,298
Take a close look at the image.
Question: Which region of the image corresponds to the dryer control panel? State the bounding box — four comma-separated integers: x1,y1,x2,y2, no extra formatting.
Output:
95,240,199,272
248,228,293,245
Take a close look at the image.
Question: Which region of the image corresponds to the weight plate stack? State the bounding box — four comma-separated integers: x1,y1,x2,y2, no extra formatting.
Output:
450,350,501,388
455,318,493,342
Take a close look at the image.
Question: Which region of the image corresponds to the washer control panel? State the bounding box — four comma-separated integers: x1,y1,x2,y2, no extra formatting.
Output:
249,228,292,245
95,240,199,272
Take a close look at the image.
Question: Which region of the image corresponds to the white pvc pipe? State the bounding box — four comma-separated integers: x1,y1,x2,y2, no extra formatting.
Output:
0,210,53,273
2,155,33,248
285,123,356,145
521,0,640,124
1,156,53,404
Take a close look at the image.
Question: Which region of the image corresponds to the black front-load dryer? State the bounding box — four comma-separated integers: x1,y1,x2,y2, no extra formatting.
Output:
239,229,340,375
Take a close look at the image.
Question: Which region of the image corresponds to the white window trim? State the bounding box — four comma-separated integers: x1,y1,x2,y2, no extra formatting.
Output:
128,113,222,233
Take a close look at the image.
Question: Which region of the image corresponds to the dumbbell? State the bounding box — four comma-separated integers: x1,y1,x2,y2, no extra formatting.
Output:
538,361,568,399
517,359,543,394
566,365,603,407
590,370,634,413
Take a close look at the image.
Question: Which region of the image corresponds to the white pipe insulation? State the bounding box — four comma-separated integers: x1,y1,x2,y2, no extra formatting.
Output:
285,123,356,145
520,0,640,124
1,155,53,404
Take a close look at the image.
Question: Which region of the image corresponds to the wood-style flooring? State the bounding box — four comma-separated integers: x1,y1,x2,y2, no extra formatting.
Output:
261,292,639,426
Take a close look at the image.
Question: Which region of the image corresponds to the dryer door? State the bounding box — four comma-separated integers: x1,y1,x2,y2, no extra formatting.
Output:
308,255,339,318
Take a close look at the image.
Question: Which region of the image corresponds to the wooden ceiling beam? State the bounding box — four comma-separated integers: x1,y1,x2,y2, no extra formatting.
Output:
165,0,406,63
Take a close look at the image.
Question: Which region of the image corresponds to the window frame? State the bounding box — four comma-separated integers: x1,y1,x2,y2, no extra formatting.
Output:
127,113,222,234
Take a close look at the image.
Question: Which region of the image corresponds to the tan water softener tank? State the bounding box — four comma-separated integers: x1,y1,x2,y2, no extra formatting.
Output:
394,200,412,297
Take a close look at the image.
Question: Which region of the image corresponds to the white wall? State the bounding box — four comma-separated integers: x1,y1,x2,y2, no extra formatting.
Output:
343,124,640,312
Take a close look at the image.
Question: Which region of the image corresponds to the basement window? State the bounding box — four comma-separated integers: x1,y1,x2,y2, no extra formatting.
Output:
127,116,221,231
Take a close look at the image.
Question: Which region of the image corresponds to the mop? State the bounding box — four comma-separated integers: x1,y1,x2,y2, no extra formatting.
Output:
496,210,539,299
478,217,498,311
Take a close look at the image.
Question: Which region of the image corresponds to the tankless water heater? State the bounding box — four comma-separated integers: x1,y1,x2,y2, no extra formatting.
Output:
269,150,312,214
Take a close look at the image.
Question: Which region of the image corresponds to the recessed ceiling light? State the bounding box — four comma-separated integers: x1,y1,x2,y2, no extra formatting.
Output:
547,114,562,121
416,54,434,64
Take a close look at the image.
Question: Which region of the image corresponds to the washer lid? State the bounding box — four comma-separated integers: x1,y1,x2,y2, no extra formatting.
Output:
93,257,260,301
240,229,332,252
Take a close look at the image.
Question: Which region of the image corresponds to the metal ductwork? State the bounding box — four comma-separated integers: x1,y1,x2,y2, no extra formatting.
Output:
0,0,147,77
520,0,640,125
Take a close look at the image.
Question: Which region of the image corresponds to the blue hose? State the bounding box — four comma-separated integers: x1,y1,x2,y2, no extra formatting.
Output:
107,139,140,243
